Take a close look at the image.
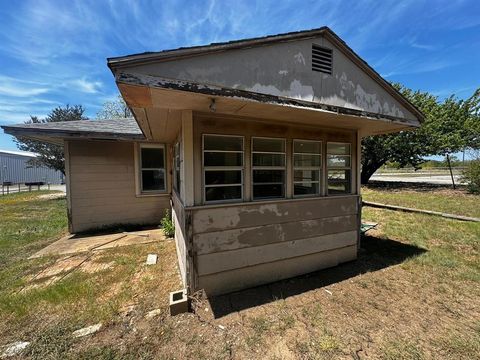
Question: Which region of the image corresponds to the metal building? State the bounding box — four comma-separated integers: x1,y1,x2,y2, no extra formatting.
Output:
0,149,64,185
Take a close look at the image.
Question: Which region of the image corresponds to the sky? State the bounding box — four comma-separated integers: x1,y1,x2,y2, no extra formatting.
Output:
0,0,479,153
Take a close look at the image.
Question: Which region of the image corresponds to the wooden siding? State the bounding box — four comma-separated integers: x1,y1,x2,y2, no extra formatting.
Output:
190,195,360,295
172,191,187,285
68,140,170,233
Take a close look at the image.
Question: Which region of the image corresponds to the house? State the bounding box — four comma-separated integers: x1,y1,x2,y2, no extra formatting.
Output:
0,149,63,185
2,27,423,296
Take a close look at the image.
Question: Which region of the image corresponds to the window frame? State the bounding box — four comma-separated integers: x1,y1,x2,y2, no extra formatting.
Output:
292,139,322,198
137,143,167,195
173,140,181,196
202,133,245,204
251,136,287,201
326,141,352,195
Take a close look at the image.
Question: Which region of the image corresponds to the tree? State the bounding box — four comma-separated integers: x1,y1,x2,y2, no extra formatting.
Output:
361,85,480,184
15,105,87,175
360,85,438,184
96,94,132,119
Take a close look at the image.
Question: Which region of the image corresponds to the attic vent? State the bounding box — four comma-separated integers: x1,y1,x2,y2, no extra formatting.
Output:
312,44,332,74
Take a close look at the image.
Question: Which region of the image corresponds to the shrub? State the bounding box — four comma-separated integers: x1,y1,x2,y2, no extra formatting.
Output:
160,209,175,238
462,159,480,194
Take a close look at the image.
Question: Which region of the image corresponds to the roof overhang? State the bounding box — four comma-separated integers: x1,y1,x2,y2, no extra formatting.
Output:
1,123,145,146
116,71,420,139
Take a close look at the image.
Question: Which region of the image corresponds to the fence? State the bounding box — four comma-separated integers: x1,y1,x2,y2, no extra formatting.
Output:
1,182,54,196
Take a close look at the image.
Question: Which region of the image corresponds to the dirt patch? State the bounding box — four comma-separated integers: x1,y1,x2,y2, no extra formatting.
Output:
37,193,66,200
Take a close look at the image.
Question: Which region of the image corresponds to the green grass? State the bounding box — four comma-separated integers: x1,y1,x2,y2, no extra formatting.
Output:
362,186,480,218
0,191,68,269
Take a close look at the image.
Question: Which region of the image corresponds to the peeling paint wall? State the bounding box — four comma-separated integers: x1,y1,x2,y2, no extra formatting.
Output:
128,36,417,122
190,196,359,295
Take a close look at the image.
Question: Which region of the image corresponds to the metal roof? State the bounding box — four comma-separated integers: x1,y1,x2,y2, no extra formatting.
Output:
1,118,145,141
0,149,37,157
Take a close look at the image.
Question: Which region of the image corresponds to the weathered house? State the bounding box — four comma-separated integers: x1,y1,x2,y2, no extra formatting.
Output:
2,27,422,295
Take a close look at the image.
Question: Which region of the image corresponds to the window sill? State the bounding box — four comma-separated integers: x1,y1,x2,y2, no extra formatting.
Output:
135,192,170,198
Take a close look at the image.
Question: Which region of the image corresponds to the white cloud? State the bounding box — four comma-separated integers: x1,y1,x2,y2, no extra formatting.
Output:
0,76,50,97
71,78,102,94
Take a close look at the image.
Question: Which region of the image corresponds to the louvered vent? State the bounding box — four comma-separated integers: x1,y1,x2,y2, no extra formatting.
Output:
312,44,332,74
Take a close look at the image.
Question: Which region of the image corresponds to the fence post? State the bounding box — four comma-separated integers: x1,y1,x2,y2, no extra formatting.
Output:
18,184,20,193
7,185,9,195
29,185,31,192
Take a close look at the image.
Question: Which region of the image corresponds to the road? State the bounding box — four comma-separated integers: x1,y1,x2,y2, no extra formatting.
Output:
371,173,464,185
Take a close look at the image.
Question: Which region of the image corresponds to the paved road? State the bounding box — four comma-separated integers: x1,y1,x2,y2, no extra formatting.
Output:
371,174,465,185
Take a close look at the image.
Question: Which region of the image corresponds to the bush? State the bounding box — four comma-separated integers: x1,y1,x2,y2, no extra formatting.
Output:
462,159,480,194
160,209,175,238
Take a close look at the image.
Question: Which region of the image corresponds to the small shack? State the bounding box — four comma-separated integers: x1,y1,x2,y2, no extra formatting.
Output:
2,27,423,295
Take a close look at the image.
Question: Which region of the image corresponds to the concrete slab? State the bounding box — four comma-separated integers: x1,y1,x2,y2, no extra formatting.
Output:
30,229,166,258
146,254,157,265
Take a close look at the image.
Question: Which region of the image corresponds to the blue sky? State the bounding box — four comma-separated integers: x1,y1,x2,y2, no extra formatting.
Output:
0,0,479,152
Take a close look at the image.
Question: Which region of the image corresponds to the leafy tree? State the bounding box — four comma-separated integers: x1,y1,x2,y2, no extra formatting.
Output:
15,105,87,175
96,94,132,119
361,85,480,184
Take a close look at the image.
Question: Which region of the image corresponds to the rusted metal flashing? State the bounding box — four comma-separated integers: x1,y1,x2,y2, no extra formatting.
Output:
116,72,419,128
107,26,424,122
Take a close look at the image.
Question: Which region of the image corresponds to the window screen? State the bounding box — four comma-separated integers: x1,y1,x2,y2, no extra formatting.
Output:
252,137,286,199
293,140,322,196
203,134,243,202
140,145,166,192
327,142,351,195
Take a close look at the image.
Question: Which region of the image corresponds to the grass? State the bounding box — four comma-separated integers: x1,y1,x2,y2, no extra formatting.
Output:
0,186,479,359
362,184,480,218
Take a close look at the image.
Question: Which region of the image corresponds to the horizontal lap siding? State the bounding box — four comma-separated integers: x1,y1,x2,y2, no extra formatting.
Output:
198,245,358,295
191,196,360,295
68,140,169,233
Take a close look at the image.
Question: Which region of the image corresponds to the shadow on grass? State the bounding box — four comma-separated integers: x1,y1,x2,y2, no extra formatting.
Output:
208,235,426,318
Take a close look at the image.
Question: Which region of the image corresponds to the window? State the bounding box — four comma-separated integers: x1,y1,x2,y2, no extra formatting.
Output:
293,140,322,196
252,137,286,199
203,134,243,203
173,141,181,195
139,144,166,193
327,142,351,195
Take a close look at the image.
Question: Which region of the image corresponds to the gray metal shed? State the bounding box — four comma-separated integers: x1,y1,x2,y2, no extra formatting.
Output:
0,149,64,185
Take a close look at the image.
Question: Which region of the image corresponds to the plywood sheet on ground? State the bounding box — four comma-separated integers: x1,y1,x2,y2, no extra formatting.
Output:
30,229,166,258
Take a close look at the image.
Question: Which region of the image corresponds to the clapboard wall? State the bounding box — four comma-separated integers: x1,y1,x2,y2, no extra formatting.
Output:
66,140,170,233
190,195,360,295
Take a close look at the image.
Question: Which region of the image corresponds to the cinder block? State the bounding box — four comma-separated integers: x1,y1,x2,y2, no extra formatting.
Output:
169,289,189,316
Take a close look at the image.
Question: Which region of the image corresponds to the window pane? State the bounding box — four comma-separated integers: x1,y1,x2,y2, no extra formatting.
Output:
253,170,285,184
205,170,241,185
142,169,165,191
204,135,243,151
327,143,350,155
252,138,285,152
253,184,284,199
141,148,164,168
205,186,242,202
294,154,321,167
294,182,319,196
327,155,351,168
253,153,285,167
204,152,243,167
328,170,351,194
294,140,321,154
294,170,320,182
